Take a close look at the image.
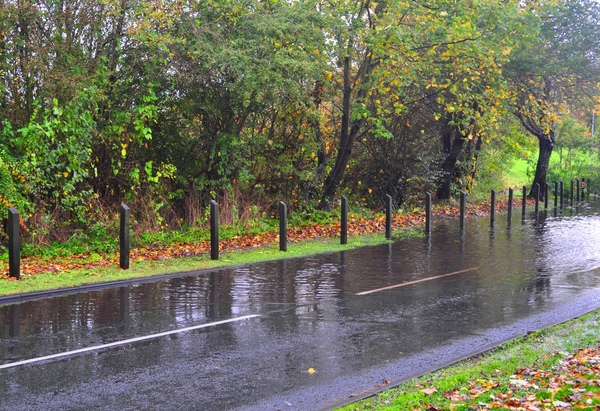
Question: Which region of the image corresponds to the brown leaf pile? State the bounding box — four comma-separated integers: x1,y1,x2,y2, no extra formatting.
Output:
419,345,600,410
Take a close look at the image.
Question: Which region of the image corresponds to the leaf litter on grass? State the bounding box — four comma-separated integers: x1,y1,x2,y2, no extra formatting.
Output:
411,345,600,411
0,198,521,280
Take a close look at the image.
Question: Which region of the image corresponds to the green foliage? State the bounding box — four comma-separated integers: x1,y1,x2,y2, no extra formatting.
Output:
0,122,30,217
288,209,338,227
470,117,537,196
549,116,599,185
0,0,599,249
13,95,96,221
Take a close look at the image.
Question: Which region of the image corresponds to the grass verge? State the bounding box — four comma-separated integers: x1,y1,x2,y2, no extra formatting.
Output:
0,232,392,297
336,309,600,410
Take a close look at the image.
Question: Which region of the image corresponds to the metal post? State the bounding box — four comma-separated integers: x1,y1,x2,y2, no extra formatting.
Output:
341,196,348,245
560,181,564,208
460,191,466,231
210,200,219,260
490,189,496,227
279,201,287,252
385,194,393,239
554,181,558,208
507,188,513,226
534,183,540,213
570,180,574,206
544,183,549,209
119,204,130,269
425,192,432,235
522,186,527,217
576,178,581,202
587,179,590,198
8,208,20,279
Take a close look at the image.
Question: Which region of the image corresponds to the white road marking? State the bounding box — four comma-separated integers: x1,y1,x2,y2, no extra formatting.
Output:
355,267,480,296
0,314,261,370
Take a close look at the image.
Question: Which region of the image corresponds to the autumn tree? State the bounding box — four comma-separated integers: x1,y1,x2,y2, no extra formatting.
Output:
311,0,388,210
506,0,600,198
339,0,522,201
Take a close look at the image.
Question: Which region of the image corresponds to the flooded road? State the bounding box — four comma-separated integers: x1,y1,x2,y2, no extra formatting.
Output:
1,202,600,410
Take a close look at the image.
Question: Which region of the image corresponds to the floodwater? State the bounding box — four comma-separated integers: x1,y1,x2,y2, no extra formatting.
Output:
0,202,600,411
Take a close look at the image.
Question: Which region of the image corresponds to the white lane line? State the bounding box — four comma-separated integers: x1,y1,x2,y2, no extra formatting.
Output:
355,267,480,296
0,314,261,370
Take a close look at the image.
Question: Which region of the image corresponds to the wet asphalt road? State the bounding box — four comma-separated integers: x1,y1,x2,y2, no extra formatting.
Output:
1,204,600,410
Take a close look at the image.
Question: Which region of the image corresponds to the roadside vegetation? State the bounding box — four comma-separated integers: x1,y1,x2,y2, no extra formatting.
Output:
0,0,599,271
336,309,600,411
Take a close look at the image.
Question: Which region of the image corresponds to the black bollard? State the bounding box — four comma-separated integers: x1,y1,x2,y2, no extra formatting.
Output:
554,181,558,208
560,181,564,208
544,183,549,209
576,178,581,202
522,186,527,217
8,208,20,279
570,180,574,206
210,200,219,260
386,194,393,239
460,191,466,231
119,204,130,270
534,183,540,213
425,192,432,235
341,196,348,245
507,188,513,226
587,179,590,198
279,201,287,252
490,189,496,227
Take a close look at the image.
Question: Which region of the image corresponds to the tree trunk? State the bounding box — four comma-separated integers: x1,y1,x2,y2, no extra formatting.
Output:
436,124,465,200
529,132,554,199
318,52,371,211
316,2,386,211
320,56,353,210
514,111,555,200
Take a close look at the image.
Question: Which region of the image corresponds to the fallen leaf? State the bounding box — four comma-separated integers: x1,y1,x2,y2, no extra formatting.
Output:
510,379,529,387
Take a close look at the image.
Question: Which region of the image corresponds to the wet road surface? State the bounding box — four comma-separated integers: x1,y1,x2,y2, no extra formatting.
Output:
1,203,600,410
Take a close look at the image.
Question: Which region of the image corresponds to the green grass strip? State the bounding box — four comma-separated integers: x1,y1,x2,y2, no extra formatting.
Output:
336,309,600,410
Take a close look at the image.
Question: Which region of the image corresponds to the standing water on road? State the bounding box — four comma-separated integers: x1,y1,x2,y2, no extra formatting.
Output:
1,201,600,411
